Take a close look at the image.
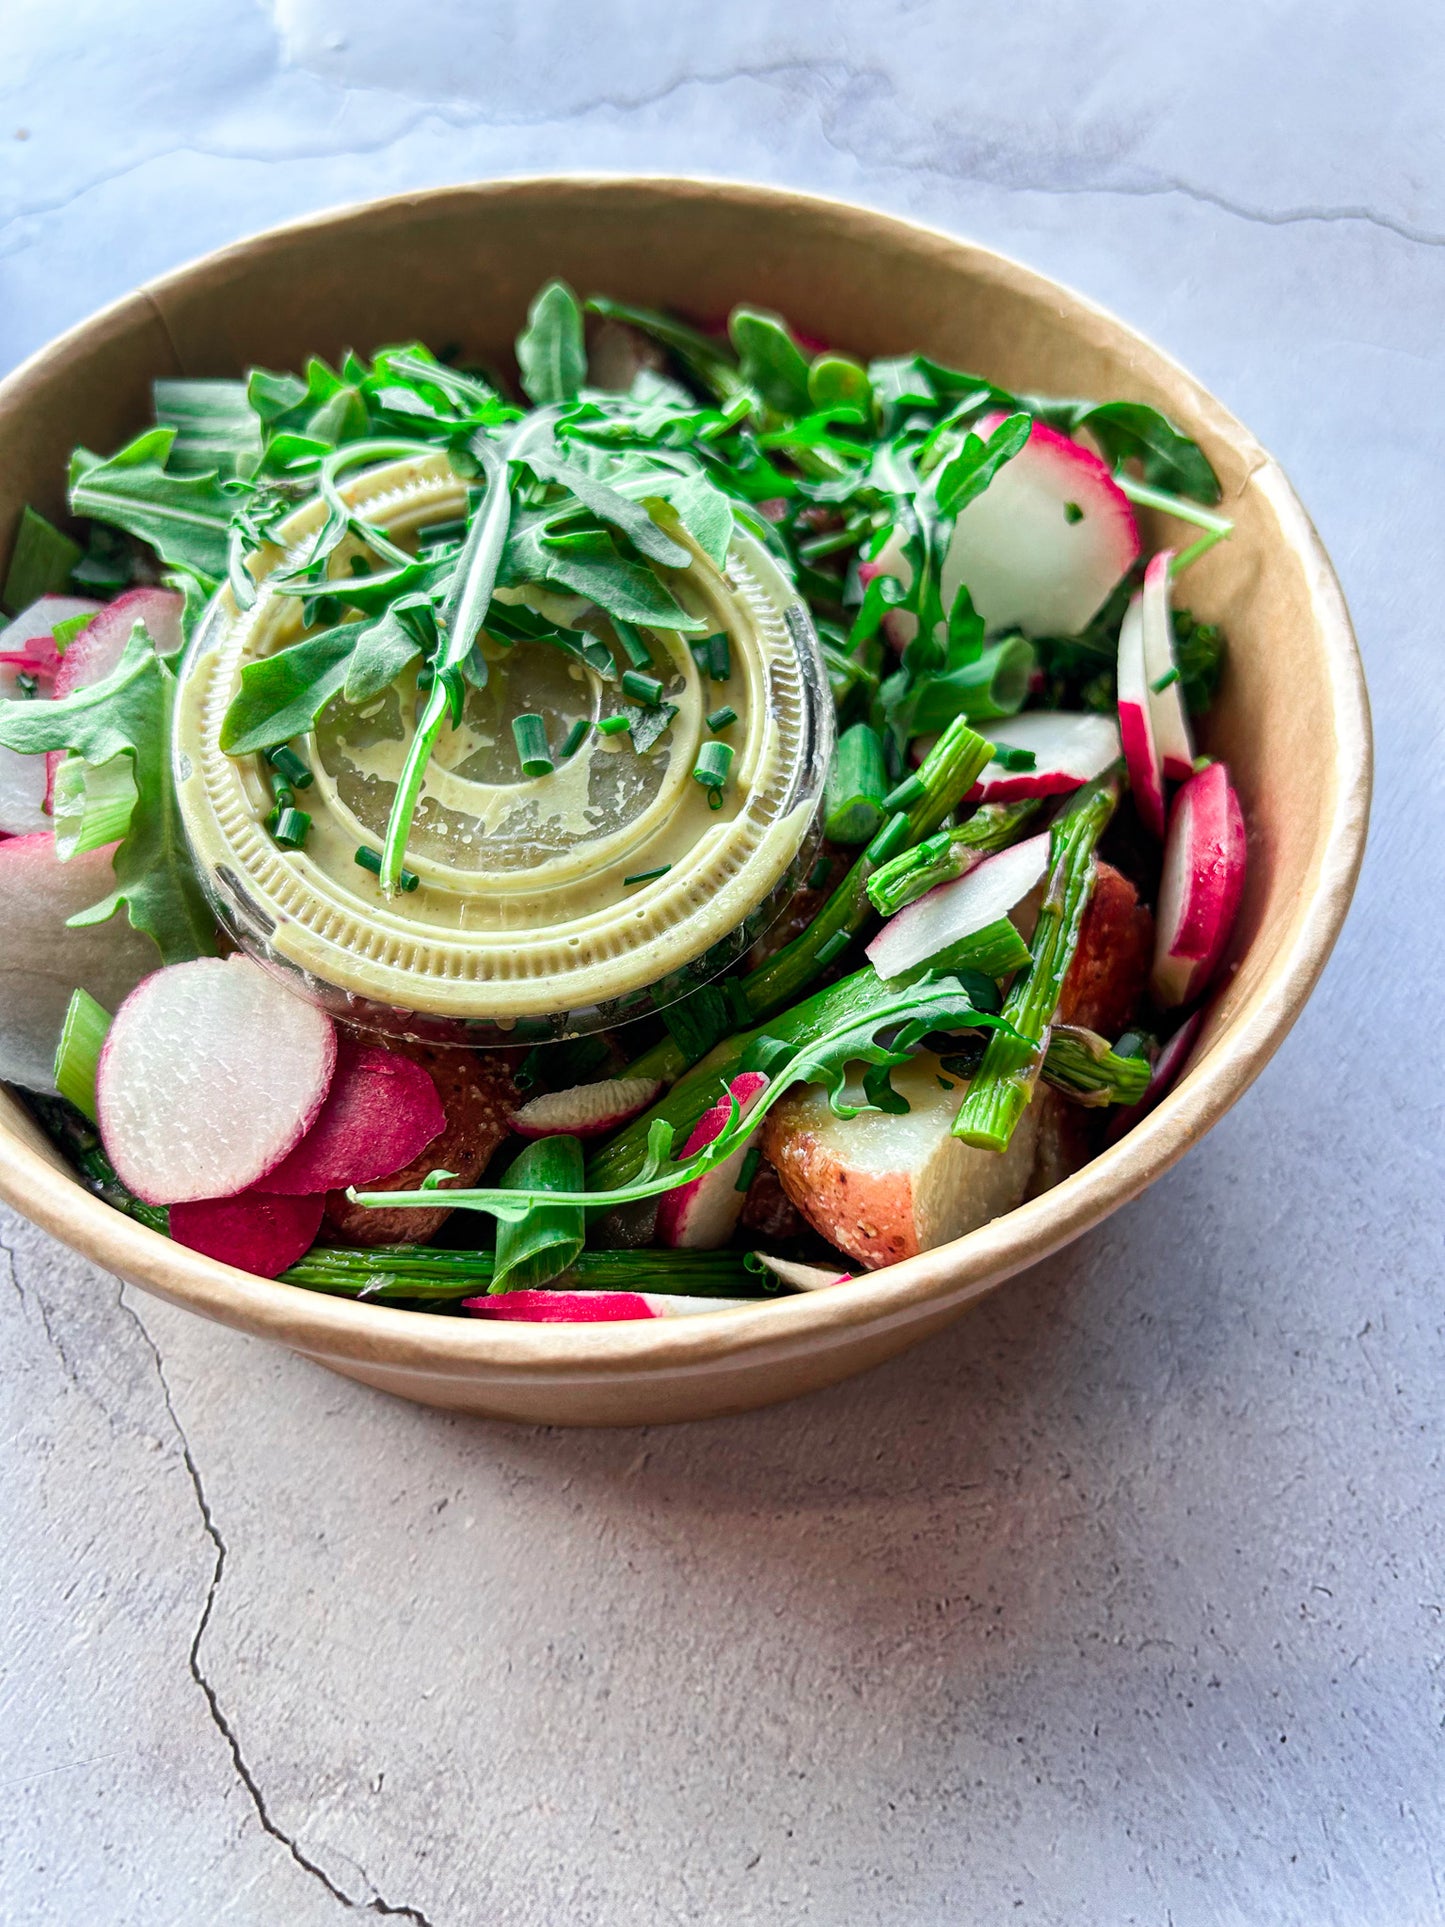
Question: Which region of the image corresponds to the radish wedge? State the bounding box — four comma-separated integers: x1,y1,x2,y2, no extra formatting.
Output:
256,1040,445,1194
169,1189,325,1278
1151,762,1247,1007
867,832,1050,981
1140,553,1194,780
52,588,183,698
0,835,159,1092
940,414,1139,637
1116,593,1166,837
656,1072,770,1250
750,1253,854,1292
463,1290,753,1322
509,1074,662,1140
97,955,336,1205
972,711,1120,802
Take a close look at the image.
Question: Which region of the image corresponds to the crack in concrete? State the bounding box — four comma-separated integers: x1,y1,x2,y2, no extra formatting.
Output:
115,1287,437,1927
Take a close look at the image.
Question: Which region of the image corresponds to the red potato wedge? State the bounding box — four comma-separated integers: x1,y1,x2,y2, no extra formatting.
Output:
1058,860,1155,1039
0,835,159,1092
1117,592,1166,838
322,1046,518,1246
1140,552,1195,781
256,1040,446,1194
971,710,1121,803
508,1074,661,1140
940,414,1139,637
867,832,1050,981
1152,762,1247,1008
464,1290,752,1322
763,1053,1041,1270
656,1071,770,1250
97,955,336,1205
168,1189,325,1279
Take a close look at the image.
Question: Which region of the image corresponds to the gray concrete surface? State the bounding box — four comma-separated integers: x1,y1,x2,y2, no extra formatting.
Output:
2,5,1442,1922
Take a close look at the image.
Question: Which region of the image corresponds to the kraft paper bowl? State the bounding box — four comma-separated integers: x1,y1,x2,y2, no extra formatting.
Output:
0,179,1370,1426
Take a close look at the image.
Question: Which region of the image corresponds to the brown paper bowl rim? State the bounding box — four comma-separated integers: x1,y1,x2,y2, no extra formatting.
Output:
0,177,1371,1383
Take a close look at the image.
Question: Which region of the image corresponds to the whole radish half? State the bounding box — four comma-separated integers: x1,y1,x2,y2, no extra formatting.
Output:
1139,552,1195,781
940,414,1139,638
867,832,1051,981
0,835,158,1092
972,710,1121,803
256,1040,445,1194
169,1189,326,1278
97,954,336,1205
656,1072,770,1250
509,1075,662,1140
1116,593,1166,838
1152,763,1247,1007
464,1290,754,1322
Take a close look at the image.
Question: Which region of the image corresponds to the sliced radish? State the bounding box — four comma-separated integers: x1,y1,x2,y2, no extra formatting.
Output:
256,1040,445,1194
750,1253,854,1292
867,832,1051,981
0,664,53,834
1116,593,1166,838
656,1071,770,1250
857,526,916,649
52,588,183,698
169,1189,325,1278
1107,1012,1205,1141
939,414,1139,637
0,595,102,679
509,1074,662,1141
97,955,336,1205
0,834,159,1092
463,1290,753,1322
971,710,1121,803
1140,552,1194,781
1152,762,1246,1008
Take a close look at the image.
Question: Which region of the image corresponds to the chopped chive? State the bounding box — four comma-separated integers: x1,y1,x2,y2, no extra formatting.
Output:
613,618,652,670
268,805,311,850
53,988,111,1124
51,611,95,656
597,712,631,736
991,744,1037,772
692,740,734,794
735,1144,763,1193
864,810,910,865
417,516,466,546
560,717,590,760
15,672,38,699
1063,501,1084,524
623,864,671,887
266,746,313,790
512,712,554,778
269,771,294,807
706,704,739,732
807,855,832,890
1150,666,1181,693
355,844,419,892
708,788,725,810
710,632,731,680
880,772,926,813
815,930,851,966
621,669,664,707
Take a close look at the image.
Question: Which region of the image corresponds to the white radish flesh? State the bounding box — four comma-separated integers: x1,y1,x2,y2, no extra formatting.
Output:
0,662,52,833
0,595,103,674
0,834,159,1091
52,587,183,698
97,955,336,1204
972,710,1121,802
1151,762,1247,1007
1116,593,1166,837
940,415,1139,637
655,1072,770,1250
867,832,1051,981
750,1253,854,1291
1140,552,1194,780
509,1075,662,1140
463,1290,753,1322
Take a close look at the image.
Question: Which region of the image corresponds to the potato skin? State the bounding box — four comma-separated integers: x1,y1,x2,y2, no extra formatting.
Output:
763,1111,922,1269
323,1044,517,1246
1059,860,1153,1038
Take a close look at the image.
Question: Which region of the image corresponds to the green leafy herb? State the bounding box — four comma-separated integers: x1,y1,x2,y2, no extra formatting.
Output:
516,280,587,407
2,506,82,613
68,430,231,584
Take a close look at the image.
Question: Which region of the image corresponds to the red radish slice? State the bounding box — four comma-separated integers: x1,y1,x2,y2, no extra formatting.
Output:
97,954,336,1205
1107,1012,1204,1141
0,596,102,678
169,1189,325,1279
750,1253,854,1292
656,1072,770,1250
940,414,1139,637
867,832,1051,981
52,588,183,698
1152,762,1246,1007
256,1040,445,1194
0,664,53,834
464,1289,754,1322
857,526,916,649
1116,593,1166,837
508,1074,662,1140
0,834,159,1091
1140,552,1195,780
971,711,1121,803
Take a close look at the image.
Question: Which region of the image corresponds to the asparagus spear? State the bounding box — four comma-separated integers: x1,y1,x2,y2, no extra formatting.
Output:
1040,1025,1152,1107
283,1244,770,1304
865,799,1040,917
953,770,1121,1152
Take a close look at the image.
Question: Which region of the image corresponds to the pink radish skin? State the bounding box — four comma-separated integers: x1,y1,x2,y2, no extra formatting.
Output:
0,664,54,833
0,599,102,829
656,1072,770,1250
97,955,337,1205
1116,593,1166,838
750,1253,854,1292
508,1075,662,1141
1151,763,1247,1008
52,588,183,698
940,414,1139,638
0,835,159,1091
1140,553,1195,781
463,1290,754,1322
169,1189,325,1279
0,596,102,679
1107,1012,1205,1142
256,1040,445,1194
867,832,1051,981
970,711,1121,803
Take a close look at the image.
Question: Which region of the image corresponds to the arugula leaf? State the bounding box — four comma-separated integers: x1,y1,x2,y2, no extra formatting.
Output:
343,594,434,704
220,621,368,756
584,296,743,401
517,281,587,407
152,379,262,478
0,624,213,961
1036,399,1221,505
932,410,1031,515
729,307,812,418
68,430,232,584
536,528,703,629
3,506,83,614
523,442,691,568
807,353,873,415
639,472,733,569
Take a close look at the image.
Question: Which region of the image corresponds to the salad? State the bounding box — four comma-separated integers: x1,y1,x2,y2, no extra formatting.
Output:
0,281,1245,1321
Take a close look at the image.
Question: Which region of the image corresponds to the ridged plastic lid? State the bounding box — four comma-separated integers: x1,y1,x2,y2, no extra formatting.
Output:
174,454,830,1040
